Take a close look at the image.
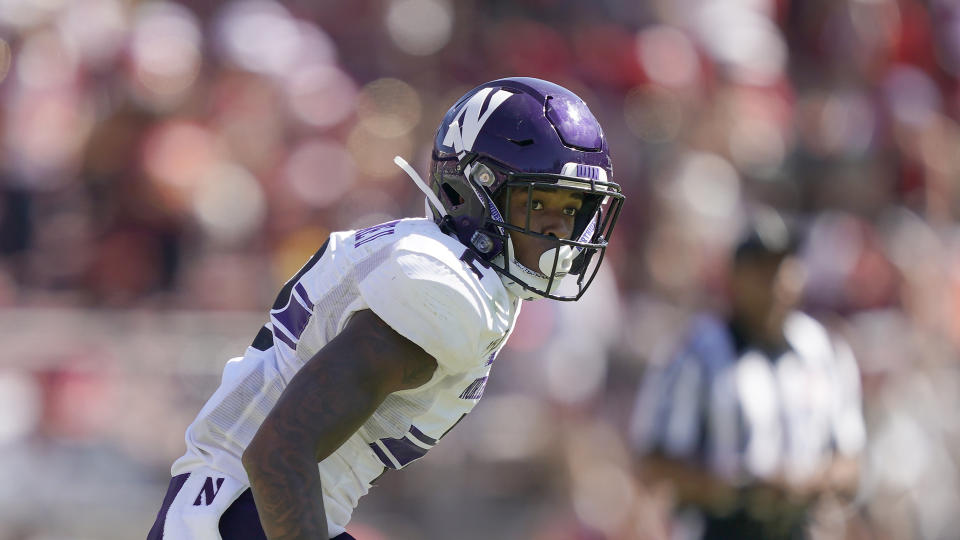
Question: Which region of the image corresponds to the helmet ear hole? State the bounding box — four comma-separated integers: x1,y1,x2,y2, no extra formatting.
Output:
441,182,465,208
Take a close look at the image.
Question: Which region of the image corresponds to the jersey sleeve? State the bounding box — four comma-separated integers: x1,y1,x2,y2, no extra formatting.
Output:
357,243,487,374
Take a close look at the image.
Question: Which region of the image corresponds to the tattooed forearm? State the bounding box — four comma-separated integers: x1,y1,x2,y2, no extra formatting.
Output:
243,310,437,540
244,442,328,540
243,347,367,539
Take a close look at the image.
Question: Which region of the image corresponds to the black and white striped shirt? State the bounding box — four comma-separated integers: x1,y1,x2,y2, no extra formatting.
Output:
630,311,865,485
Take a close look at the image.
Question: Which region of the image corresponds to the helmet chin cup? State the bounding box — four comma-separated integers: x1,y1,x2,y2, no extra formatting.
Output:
539,245,575,275
494,236,567,301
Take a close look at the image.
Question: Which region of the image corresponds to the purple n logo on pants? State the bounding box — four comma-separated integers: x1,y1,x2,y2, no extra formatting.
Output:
193,477,224,506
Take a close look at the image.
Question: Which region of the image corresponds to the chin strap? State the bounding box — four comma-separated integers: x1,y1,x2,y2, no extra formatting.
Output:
394,156,446,218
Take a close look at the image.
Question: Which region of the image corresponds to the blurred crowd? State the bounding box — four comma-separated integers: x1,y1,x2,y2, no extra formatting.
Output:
1,0,960,538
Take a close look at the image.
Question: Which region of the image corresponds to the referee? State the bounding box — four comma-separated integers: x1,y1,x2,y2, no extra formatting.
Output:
629,213,865,540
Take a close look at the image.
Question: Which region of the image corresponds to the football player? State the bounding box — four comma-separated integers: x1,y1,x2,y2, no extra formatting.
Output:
147,77,624,540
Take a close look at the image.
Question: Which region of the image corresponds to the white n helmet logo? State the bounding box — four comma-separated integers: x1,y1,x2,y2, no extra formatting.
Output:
443,88,513,155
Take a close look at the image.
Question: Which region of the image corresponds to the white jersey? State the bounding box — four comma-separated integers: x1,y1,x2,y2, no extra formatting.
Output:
172,218,521,537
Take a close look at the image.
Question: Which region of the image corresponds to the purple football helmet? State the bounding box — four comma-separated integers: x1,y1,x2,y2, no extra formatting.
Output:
424,77,624,301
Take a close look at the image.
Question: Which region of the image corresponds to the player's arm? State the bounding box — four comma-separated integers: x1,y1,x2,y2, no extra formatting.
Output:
241,309,437,540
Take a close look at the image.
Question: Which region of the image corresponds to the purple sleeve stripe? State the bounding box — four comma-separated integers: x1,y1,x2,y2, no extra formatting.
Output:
381,436,430,466
294,282,313,307
272,327,297,349
272,294,312,343
459,376,488,400
408,426,436,446
369,442,398,470
354,230,395,248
